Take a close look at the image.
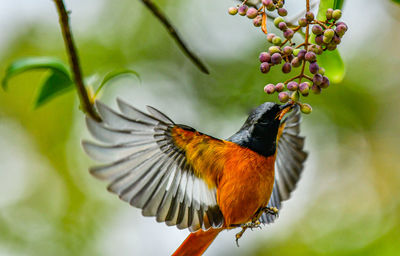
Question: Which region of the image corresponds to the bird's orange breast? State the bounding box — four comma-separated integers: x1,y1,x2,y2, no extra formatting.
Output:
171,126,276,226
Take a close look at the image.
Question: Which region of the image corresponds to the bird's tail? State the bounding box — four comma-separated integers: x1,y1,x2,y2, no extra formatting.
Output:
172,228,222,256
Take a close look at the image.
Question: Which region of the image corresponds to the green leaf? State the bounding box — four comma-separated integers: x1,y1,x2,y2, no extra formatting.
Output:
35,71,74,108
392,0,400,4
2,57,71,90
334,0,345,9
311,0,346,83
95,69,140,97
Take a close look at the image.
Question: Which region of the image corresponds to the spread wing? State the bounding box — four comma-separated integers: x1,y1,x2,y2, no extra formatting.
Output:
260,106,308,224
82,99,224,232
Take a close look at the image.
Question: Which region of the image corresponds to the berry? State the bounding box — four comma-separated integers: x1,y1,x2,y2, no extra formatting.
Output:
313,74,323,86
246,7,258,19
333,35,341,45
332,9,342,20
228,7,238,15
336,24,347,37
277,1,284,8
287,81,299,91
326,8,333,20
283,29,294,39
318,67,325,75
306,12,314,22
299,82,310,96
323,35,332,44
264,84,275,94
274,17,285,28
297,49,307,60
300,103,312,114
263,0,275,11
336,22,348,31
298,18,307,27
268,46,281,54
282,62,292,73
278,22,288,31
324,29,335,39
312,25,323,35
278,92,290,103
305,51,317,62
327,42,337,51
311,84,322,94
309,62,319,74
315,35,324,45
275,83,284,92
253,16,262,27
267,33,276,43
271,53,282,64
320,76,330,88
293,48,300,56
238,5,248,16
278,8,288,17
260,62,270,73
283,46,293,55
291,57,301,68
259,52,271,63
290,91,299,101
272,36,282,45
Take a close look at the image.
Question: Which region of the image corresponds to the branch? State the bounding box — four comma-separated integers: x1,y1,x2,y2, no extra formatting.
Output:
53,0,101,121
140,0,210,74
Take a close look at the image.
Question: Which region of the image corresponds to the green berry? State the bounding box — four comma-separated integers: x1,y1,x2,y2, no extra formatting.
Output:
298,18,307,27
300,103,312,114
228,7,238,15
318,67,326,75
332,9,342,20
290,91,299,102
293,48,301,56
267,33,276,43
268,46,281,54
324,29,335,39
272,36,282,45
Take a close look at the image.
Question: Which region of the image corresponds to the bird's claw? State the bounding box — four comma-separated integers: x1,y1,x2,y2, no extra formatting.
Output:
235,220,262,247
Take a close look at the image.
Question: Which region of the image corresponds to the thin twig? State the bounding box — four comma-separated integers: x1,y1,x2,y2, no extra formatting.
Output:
298,0,310,84
53,0,101,121
140,0,209,74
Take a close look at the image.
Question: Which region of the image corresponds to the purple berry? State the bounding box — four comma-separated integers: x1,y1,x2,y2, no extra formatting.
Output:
327,42,337,51
278,22,288,31
278,92,290,103
271,53,282,64
312,25,323,35
228,7,238,15
315,35,324,45
333,35,341,44
283,46,293,55
274,17,285,27
309,62,319,74
291,57,301,68
336,24,347,37
278,8,288,17
260,62,270,73
264,84,275,94
283,29,294,39
313,74,323,86
275,83,284,92
253,16,262,27
305,51,317,62
259,52,271,63
263,0,275,11
320,76,330,88
326,8,333,20
299,82,310,96
297,49,307,60
287,81,299,91
311,84,321,94
246,7,258,19
282,62,292,73
238,5,248,16
306,12,314,22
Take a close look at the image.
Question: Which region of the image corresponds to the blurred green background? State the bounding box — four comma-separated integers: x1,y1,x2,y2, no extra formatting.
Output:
1,0,400,255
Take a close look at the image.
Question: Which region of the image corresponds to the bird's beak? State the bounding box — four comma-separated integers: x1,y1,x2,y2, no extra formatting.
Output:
277,102,294,120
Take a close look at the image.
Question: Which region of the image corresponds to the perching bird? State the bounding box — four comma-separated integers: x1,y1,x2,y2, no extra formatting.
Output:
82,98,307,256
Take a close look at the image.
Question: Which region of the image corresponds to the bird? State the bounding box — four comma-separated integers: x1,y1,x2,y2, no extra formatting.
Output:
82,98,307,256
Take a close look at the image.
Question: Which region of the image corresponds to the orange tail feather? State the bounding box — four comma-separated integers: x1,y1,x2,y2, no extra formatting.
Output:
172,228,222,256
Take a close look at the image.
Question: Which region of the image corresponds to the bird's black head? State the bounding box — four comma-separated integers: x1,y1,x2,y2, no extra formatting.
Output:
227,102,293,157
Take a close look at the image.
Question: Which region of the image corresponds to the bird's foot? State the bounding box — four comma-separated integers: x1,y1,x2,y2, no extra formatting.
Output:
235,220,262,247
260,206,279,217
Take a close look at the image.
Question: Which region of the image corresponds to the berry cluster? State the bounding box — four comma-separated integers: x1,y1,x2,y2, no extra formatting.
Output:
229,1,348,114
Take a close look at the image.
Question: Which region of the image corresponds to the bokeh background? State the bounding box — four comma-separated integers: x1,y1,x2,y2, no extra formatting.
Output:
1,0,400,255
